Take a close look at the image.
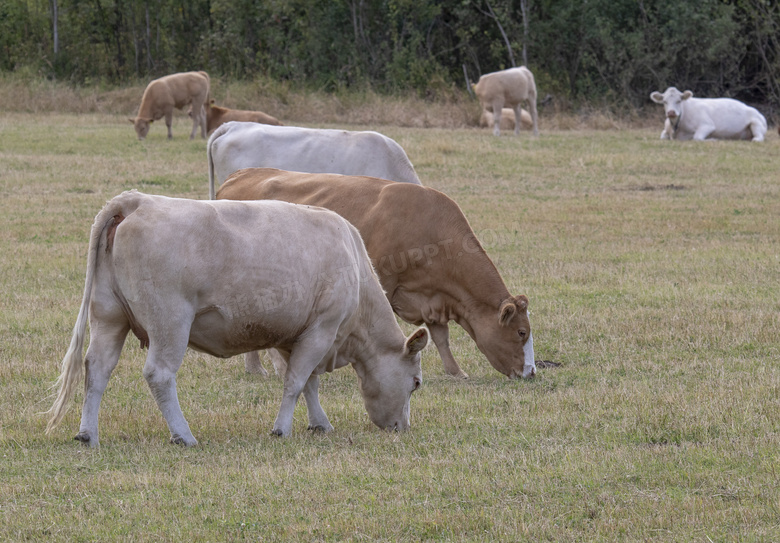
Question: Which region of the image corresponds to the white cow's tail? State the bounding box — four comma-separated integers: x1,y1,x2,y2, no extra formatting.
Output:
44,191,143,434
208,123,231,200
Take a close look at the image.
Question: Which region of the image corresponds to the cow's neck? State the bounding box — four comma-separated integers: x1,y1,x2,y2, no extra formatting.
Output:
398,250,512,332
343,279,406,368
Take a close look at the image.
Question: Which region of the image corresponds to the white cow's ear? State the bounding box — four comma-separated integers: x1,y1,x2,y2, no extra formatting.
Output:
682,91,693,100
650,92,664,103
405,327,429,356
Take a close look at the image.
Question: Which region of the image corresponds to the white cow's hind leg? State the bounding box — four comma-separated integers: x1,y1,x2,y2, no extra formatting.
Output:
268,349,288,376
302,374,334,433
513,104,523,136
143,324,197,446
76,320,129,448
491,99,505,136
750,120,765,142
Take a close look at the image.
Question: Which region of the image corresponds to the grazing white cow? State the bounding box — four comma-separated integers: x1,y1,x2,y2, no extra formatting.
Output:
45,190,427,447
472,67,539,137
207,122,421,199
650,87,767,141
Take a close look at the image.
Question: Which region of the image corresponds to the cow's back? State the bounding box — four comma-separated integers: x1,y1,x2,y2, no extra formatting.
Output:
217,168,477,293
207,123,420,199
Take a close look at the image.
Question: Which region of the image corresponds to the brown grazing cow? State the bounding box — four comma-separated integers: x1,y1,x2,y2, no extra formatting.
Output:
191,100,282,134
216,168,536,381
129,71,210,140
472,67,539,137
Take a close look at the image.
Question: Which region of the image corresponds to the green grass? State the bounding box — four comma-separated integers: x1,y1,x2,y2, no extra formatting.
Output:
1,110,779,541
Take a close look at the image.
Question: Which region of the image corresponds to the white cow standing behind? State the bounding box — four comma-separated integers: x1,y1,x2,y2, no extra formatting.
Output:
472,66,539,137
45,191,427,447
207,122,421,199
650,87,767,141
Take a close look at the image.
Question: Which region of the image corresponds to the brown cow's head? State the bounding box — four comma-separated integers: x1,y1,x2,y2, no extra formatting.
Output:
129,117,153,140
473,295,536,379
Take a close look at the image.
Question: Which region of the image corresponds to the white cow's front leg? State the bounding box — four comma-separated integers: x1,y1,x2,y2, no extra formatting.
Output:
302,374,334,433
165,111,174,139
272,333,335,436
692,124,716,141
143,329,196,446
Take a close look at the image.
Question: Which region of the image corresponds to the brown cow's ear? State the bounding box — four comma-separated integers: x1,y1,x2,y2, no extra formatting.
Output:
515,294,529,311
498,299,517,326
405,327,429,356
128,118,136,123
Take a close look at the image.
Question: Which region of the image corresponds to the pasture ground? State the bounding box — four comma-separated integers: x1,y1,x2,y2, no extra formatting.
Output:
1,102,779,541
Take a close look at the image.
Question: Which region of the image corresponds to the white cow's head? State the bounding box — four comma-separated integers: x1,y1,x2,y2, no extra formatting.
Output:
354,327,427,432
650,87,693,120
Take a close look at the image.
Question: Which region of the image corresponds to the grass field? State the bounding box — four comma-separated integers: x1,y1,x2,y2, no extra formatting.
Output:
1,108,779,541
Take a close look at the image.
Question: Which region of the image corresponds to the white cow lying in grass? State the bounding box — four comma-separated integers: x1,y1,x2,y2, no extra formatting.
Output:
650,87,767,141
45,191,427,447
479,107,534,132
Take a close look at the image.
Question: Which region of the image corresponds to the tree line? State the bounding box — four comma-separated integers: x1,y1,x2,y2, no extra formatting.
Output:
2,0,779,111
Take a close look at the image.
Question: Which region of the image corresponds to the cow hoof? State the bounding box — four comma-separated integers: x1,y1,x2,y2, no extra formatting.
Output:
74,432,91,444
270,429,284,437
308,425,332,433
170,435,197,446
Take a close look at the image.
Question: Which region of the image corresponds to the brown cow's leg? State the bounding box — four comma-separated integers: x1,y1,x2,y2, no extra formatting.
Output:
244,350,268,376
427,322,468,379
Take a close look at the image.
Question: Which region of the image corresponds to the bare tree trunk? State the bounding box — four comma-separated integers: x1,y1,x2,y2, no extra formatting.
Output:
145,2,153,71
51,0,58,55
479,0,516,67
519,0,529,66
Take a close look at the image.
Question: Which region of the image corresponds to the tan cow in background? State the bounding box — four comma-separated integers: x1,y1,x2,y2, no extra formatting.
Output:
479,107,533,132
190,100,283,135
472,66,539,137
129,71,210,140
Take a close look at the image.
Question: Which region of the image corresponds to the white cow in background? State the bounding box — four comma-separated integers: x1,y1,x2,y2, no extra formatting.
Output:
650,87,767,141
207,122,421,199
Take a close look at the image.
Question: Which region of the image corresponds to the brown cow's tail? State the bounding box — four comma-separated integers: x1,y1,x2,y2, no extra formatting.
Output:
44,191,144,434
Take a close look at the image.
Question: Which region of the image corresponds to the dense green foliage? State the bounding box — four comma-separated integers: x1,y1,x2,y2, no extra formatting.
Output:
2,0,780,109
